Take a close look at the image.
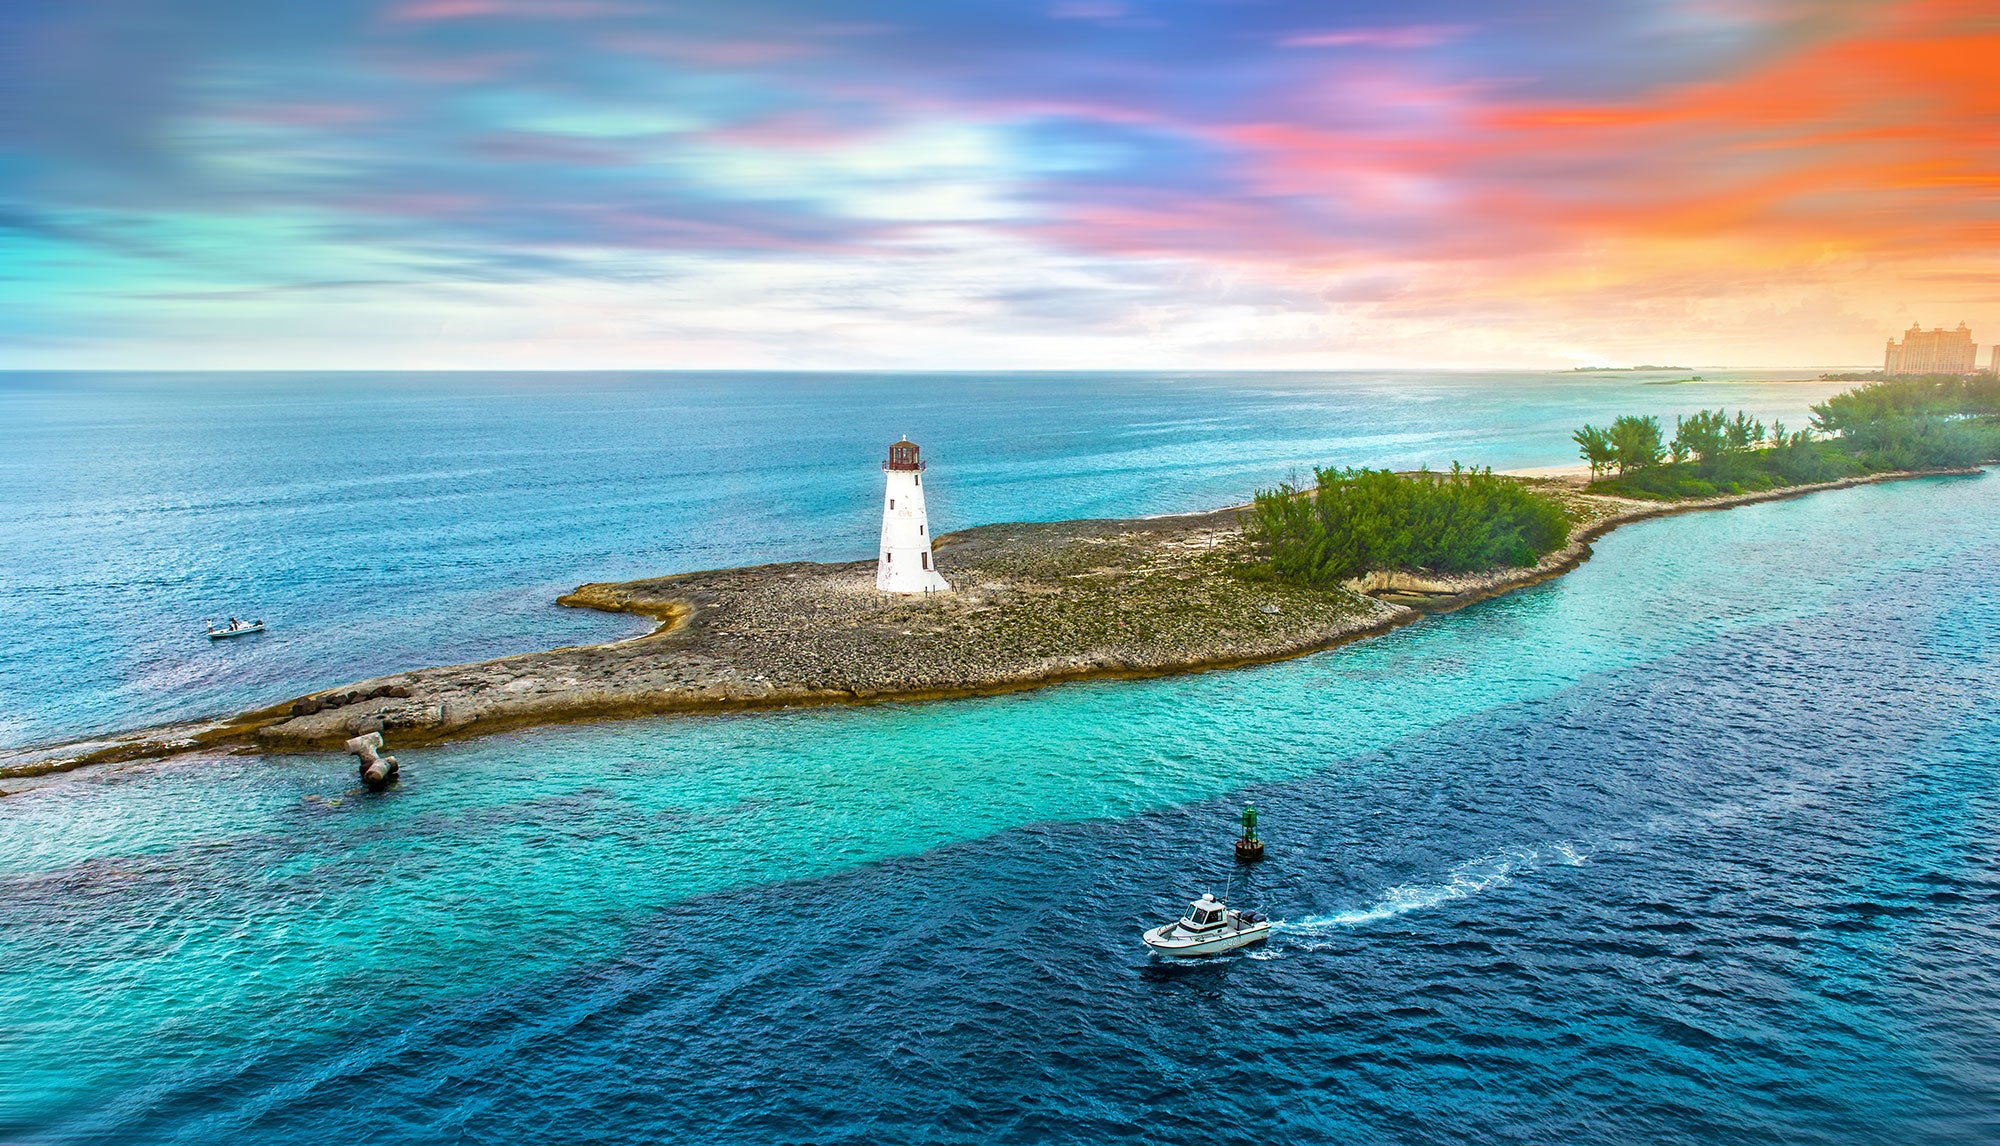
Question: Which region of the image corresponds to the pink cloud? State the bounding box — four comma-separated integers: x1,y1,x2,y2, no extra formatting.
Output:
699,109,885,149
384,0,634,24
1281,25,1473,50
1020,0,2000,300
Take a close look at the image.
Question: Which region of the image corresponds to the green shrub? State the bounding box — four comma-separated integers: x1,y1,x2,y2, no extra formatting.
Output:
1590,465,1718,500
1811,374,2000,432
1250,465,1571,586
1842,415,1989,471
1765,435,1859,484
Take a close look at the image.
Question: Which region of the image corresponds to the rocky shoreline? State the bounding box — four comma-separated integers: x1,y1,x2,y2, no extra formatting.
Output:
0,468,1978,784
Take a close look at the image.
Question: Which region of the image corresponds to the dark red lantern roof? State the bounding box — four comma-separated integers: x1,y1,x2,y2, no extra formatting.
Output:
883,438,925,472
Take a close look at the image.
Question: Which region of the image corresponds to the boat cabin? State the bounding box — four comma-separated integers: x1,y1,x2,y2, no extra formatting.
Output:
1182,894,1228,931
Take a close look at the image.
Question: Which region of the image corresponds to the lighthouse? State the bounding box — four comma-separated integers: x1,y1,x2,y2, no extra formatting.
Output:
877,437,950,594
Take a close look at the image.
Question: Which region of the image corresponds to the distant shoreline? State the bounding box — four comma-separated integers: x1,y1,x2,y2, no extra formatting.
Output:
0,467,1981,788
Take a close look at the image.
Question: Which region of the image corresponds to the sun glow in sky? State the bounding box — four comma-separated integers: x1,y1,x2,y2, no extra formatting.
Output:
2,0,1995,369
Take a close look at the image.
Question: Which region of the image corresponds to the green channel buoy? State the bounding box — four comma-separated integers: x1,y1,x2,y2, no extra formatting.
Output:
1235,804,1264,863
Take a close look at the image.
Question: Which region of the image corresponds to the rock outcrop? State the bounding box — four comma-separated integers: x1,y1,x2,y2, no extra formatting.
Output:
251,507,1405,749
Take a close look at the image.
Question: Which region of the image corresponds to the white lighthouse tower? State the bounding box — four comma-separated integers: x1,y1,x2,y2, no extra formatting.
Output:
877,437,950,594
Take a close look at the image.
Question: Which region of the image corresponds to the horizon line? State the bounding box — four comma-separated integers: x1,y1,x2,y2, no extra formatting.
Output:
0,365,1880,376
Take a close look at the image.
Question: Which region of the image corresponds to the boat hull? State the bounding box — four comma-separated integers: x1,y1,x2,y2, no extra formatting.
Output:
1141,921,1271,958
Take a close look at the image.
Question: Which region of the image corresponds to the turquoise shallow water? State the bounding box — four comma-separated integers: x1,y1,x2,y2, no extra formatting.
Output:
2,374,1995,1142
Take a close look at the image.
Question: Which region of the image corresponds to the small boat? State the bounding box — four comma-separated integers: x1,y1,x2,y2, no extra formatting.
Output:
1142,892,1272,957
206,619,265,640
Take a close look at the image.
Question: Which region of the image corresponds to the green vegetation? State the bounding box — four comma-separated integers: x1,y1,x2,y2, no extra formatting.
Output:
1248,465,1571,586
1810,373,2000,427
1572,414,1665,478
1580,375,1999,500
1247,373,1998,589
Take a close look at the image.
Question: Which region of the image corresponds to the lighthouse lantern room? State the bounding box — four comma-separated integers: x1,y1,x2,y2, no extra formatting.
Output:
877,437,950,594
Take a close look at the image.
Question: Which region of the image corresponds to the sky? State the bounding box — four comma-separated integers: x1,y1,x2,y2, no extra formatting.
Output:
1,0,1995,370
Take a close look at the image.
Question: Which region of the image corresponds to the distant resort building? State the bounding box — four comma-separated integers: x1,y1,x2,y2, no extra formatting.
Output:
1883,322,1977,375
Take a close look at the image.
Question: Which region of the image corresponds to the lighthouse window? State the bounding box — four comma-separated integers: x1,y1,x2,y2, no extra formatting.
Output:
888,499,894,509
922,553,929,569
919,525,924,535
884,552,891,562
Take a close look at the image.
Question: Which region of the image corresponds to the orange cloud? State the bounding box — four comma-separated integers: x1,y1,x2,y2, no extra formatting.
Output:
1467,0,1997,268
1062,4,1985,266
1079,0,2000,359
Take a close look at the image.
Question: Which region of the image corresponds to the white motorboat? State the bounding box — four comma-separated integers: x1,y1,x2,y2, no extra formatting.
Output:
206,619,265,639
1142,892,1272,957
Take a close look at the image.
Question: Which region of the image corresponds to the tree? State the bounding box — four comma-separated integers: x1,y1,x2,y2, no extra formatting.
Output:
1672,409,1730,470
1608,414,1664,473
1572,424,1614,478
1725,411,1764,451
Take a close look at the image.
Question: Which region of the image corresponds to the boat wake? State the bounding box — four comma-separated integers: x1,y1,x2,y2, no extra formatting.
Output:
1280,844,1587,939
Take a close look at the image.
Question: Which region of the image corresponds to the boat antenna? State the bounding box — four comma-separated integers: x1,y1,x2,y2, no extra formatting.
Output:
1224,869,1234,906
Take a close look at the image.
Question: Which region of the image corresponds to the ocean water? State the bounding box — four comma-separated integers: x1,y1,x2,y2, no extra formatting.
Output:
0,369,1844,749
3,374,1997,1143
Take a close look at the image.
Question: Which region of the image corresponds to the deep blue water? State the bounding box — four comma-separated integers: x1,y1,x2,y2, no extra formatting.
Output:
2,373,1996,1143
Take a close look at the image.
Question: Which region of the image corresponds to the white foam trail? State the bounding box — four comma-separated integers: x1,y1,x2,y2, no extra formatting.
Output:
1279,844,1586,936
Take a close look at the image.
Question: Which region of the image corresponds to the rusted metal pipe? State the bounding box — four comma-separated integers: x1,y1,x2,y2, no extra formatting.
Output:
344,732,401,793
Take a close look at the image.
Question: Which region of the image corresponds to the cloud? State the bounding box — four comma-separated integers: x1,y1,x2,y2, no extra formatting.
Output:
1,0,1993,368
1280,25,1473,49
383,0,637,23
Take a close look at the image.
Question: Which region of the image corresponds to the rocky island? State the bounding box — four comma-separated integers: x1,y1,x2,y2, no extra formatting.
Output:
0,466,1972,784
